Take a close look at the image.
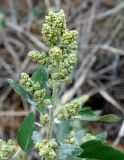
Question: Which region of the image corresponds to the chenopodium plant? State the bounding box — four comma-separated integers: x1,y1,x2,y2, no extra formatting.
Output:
4,9,124,160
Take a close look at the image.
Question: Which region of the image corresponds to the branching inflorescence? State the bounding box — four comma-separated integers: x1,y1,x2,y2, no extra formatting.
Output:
19,9,80,159
28,9,78,88
2,9,123,160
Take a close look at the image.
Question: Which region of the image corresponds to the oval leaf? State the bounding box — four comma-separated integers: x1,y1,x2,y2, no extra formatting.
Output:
31,67,48,88
80,140,124,160
96,132,107,141
32,131,42,144
75,95,89,106
31,67,51,98
59,144,82,157
99,114,121,122
7,79,37,105
57,120,72,143
73,108,99,121
17,112,35,151
73,108,120,123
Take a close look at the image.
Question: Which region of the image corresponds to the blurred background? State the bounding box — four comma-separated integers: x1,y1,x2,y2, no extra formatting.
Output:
0,0,124,158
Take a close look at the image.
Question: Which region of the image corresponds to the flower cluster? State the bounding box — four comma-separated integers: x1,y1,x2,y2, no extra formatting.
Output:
57,99,81,120
82,133,96,144
16,151,26,160
28,9,78,88
40,113,49,126
28,51,49,67
0,139,15,159
49,46,63,62
64,131,78,145
35,139,58,159
42,9,66,46
20,73,50,105
61,30,78,44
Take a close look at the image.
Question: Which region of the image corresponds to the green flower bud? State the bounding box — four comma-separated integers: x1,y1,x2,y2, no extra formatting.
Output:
61,30,78,44
49,46,63,62
43,99,51,105
35,139,57,159
42,9,66,46
57,99,81,120
28,51,49,67
0,139,15,159
20,73,48,104
16,151,26,160
33,82,41,90
64,131,78,145
48,139,58,149
48,60,58,71
47,79,62,88
82,133,96,144
40,114,49,126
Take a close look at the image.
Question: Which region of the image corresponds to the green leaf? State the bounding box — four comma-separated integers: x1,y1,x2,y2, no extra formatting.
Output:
34,6,43,18
73,108,99,121
99,114,121,122
0,9,6,28
96,132,107,141
75,95,89,106
59,144,82,157
17,112,35,151
31,67,51,98
75,130,86,143
80,140,124,160
36,103,47,113
58,155,72,160
7,79,37,105
31,67,48,88
73,108,120,122
32,131,42,143
8,79,48,113
57,120,72,143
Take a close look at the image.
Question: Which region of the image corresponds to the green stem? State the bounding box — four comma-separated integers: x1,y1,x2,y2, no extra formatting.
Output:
47,87,58,139
12,148,21,160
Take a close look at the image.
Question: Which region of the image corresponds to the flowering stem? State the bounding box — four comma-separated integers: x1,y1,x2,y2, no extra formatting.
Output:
47,87,58,139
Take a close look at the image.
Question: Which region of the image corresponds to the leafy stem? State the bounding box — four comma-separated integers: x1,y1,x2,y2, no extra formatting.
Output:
47,87,58,140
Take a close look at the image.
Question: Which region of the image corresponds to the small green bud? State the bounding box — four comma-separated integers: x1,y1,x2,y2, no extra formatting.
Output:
42,9,66,46
48,139,58,149
28,50,49,67
43,99,51,105
20,73,48,104
57,99,81,120
35,139,57,159
40,114,49,126
0,139,15,159
64,131,78,145
82,133,96,144
16,151,26,160
49,46,63,62
61,30,78,44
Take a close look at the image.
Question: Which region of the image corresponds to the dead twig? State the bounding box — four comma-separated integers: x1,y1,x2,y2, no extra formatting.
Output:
61,56,96,104
0,111,29,116
88,80,124,113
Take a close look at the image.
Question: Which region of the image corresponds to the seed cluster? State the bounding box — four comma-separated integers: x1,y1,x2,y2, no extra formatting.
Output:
42,9,66,46
61,30,78,44
20,73,50,105
28,9,78,88
28,51,49,67
82,133,96,144
0,139,15,159
49,46,63,62
35,139,58,159
64,131,78,145
57,99,81,120
40,113,49,126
